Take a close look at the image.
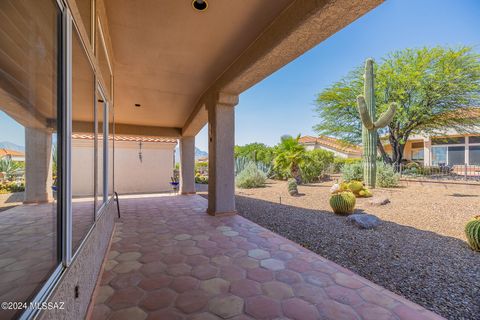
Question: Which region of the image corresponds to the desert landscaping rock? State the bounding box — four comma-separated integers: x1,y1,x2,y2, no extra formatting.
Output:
347,214,381,229
369,196,391,206
234,179,480,320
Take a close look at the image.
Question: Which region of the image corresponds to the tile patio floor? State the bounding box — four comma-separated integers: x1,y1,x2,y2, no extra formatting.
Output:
90,195,443,320
0,199,93,319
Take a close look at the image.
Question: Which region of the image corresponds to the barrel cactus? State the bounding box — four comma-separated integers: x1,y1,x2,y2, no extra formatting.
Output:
329,191,356,215
287,178,298,196
465,216,480,251
357,59,397,188
348,180,372,198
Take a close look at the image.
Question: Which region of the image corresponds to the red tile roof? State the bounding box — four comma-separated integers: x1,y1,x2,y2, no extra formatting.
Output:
72,133,177,144
0,149,25,157
299,135,362,155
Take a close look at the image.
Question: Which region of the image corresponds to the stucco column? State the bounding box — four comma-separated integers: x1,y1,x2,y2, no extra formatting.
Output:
207,93,238,216
180,136,196,194
423,137,431,166
24,127,53,203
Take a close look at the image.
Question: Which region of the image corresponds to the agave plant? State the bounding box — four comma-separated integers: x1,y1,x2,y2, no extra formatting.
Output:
0,157,24,181
235,157,272,178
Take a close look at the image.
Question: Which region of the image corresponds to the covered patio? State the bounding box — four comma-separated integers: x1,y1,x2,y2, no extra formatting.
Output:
90,195,442,320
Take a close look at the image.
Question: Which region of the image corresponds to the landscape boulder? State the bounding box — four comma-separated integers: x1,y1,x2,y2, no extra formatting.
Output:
368,197,390,206
347,214,381,229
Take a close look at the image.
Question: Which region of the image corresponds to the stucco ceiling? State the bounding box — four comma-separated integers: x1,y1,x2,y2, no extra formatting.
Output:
105,0,292,128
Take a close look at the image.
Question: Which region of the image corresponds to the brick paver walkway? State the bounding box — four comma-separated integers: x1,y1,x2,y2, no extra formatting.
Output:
91,195,443,320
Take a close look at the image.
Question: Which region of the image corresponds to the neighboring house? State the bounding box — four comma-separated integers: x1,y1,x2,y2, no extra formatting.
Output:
383,132,480,167
72,134,177,196
0,148,25,162
383,109,480,167
299,135,362,158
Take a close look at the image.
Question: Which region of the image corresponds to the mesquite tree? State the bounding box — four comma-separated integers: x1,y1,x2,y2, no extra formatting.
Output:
314,47,480,168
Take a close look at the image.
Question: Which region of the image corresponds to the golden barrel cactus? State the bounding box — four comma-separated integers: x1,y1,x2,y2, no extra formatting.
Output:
465,216,480,251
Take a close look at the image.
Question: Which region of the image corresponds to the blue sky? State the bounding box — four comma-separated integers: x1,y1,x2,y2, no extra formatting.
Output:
194,0,480,151
1,0,479,151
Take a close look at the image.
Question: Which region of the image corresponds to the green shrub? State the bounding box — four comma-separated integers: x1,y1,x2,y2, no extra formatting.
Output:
235,163,267,189
377,162,400,187
341,161,399,188
287,178,298,196
0,181,25,193
195,173,208,184
235,157,272,177
332,157,362,173
300,149,335,183
341,162,364,182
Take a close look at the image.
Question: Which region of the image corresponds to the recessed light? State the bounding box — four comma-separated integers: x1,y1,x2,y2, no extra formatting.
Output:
192,0,207,11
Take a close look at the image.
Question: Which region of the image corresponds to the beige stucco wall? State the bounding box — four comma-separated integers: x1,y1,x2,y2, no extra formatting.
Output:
114,141,176,194
306,143,360,159
72,139,176,196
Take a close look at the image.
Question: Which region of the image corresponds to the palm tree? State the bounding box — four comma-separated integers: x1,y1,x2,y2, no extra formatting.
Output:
274,134,306,183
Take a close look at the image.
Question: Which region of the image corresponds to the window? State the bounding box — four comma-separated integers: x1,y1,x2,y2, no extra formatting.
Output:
75,0,92,43
469,136,480,144
96,92,106,210
470,146,480,165
411,149,424,161
0,0,61,317
96,20,112,98
432,147,447,166
448,146,465,166
108,106,114,196
71,27,95,253
432,137,465,145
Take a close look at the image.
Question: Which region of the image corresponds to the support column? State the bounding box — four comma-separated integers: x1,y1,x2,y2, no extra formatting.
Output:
423,137,431,166
180,136,196,194
207,93,238,216
24,127,53,203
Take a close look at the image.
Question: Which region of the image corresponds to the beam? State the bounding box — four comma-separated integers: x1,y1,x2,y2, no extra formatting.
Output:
183,0,383,136
73,121,181,137
0,86,49,130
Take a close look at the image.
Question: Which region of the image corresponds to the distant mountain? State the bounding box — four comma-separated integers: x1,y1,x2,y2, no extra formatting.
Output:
0,141,25,151
174,146,208,163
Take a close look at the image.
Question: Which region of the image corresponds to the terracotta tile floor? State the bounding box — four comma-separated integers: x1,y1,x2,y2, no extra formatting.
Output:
0,199,94,319
91,195,444,320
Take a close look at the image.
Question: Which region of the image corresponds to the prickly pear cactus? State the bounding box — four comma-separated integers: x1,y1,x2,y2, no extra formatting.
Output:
465,216,480,251
357,59,397,188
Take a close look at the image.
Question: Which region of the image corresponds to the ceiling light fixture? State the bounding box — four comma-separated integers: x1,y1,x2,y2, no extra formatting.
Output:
192,0,207,11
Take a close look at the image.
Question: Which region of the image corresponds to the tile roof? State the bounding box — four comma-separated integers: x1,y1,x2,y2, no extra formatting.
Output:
72,133,177,144
299,135,362,155
0,149,25,157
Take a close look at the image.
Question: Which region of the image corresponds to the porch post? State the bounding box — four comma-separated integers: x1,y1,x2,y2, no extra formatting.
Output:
180,136,196,194
423,137,431,166
24,127,53,203
207,92,238,216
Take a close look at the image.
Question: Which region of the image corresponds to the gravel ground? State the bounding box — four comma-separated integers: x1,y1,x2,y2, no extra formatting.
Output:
234,179,480,320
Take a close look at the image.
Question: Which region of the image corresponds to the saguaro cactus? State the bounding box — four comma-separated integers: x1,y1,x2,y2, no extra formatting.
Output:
356,59,397,188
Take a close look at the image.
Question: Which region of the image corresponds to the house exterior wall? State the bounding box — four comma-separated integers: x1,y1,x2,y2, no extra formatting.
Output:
304,143,360,158
384,133,480,166
114,141,176,194
72,139,176,195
